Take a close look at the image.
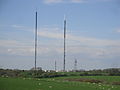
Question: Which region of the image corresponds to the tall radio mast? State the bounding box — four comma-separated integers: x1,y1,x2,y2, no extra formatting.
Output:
63,16,66,71
35,11,37,70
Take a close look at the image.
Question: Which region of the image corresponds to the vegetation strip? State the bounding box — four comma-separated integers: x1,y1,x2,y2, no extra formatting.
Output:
65,78,120,85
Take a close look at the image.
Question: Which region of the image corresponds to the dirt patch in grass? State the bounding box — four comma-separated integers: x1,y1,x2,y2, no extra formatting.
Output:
112,82,120,85
65,78,104,83
65,78,120,85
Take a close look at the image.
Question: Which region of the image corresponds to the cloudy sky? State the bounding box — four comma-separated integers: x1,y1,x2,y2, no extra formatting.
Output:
0,0,120,70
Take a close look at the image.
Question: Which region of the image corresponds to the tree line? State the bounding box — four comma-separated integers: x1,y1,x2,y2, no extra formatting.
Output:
0,68,120,78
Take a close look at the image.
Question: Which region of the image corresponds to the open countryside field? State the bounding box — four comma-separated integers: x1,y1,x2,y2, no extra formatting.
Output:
0,76,120,90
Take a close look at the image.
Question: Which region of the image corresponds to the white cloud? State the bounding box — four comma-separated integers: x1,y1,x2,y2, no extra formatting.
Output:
71,0,87,3
43,0,113,4
1,27,120,59
38,31,62,39
38,28,120,47
0,40,21,47
36,27,120,58
97,0,113,1
0,40,34,56
0,39,119,59
11,25,24,28
43,0,63,4
116,29,120,33
11,24,33,32
7,48,34,56
43,0,87,4
0,39,62,56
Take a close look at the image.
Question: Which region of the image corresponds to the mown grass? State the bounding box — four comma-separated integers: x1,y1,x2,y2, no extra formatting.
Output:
0,76,120,90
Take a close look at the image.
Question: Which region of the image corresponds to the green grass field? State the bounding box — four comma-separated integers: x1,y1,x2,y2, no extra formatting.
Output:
0,76,120,90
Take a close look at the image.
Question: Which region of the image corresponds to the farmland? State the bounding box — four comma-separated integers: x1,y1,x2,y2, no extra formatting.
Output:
0,76,120,90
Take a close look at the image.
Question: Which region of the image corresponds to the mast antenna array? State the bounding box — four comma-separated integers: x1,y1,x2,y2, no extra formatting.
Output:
74,59,77,71
63,15,66,71
55,60,57,71
35,11,37,70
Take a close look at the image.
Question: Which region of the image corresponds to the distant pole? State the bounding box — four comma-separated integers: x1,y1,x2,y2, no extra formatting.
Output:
55,60,56,71
35,11,37,70
63,16,66,71
74,59,77,71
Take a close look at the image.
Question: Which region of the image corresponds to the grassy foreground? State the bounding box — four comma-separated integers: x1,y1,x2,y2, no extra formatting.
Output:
0,76,120,90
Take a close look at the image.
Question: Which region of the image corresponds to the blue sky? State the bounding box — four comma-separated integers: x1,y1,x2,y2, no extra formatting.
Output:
0,0,120,70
